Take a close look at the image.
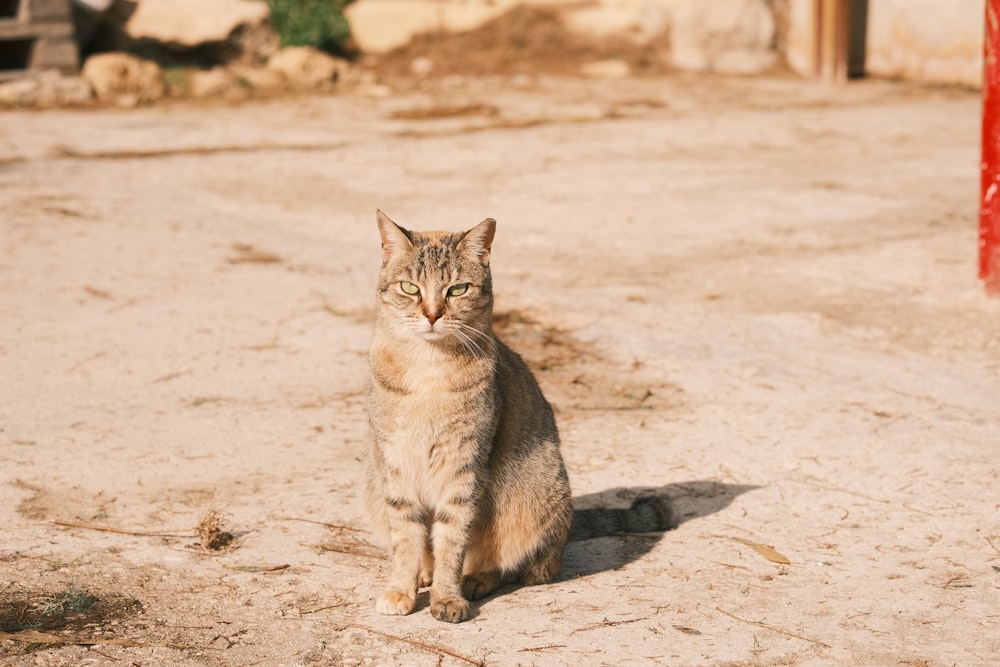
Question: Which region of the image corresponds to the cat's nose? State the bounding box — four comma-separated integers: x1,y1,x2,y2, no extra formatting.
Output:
426,311,440,325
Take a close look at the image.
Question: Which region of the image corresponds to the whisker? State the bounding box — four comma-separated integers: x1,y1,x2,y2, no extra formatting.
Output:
455,324,496,357
457,323,495,347
452,328,487,358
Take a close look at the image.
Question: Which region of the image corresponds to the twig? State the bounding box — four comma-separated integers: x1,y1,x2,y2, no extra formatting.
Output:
53,142,350,161
218,562,290,573
0,630,202,652
52,520,196,538
986,536,1000,558
703,559,752,571
300,542,384,560
285,517,367,532
0,630,147,648
519,644,566,652
715,607,830,648
345,624,484,666
571,616,652,634
300,602,352,615
796,478,890,504
87,646,121,661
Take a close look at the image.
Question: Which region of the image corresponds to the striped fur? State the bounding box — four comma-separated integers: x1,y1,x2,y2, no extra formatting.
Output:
365,211,572,623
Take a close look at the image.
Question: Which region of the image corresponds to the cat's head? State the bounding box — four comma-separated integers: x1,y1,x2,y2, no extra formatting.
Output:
375,210,495,350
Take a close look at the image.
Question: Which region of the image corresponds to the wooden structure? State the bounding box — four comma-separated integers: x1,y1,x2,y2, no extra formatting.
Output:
812,0,868,83
0,0,78,80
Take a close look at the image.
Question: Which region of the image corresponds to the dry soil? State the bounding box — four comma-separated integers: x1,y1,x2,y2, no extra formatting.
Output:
1,71,999,666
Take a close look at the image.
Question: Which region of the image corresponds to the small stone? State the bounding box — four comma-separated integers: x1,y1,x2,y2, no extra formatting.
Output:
230,66,287,94
53,75,95,106
188,67,244,99
580,59,631,79
409,56,434,77
359,83,393,98
115,93,140,108
266,46,347,90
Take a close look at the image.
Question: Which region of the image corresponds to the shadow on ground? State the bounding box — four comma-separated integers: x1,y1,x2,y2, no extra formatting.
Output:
560,480,759,579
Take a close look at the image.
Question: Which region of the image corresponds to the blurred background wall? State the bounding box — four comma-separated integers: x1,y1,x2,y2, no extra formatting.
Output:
347,0,984,87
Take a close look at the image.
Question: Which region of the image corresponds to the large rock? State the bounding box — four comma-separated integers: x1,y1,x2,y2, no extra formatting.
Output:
82,52,165,104
669,0,777,74
125,0,270,46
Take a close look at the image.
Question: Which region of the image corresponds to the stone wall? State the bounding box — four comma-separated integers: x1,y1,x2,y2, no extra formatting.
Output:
347,0,779,75
347,0,985,87
865,0,982,88
784,0,983,87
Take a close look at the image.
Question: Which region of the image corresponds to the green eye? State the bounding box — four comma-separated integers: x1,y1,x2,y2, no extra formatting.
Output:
400,281,420,295
447,283,469,297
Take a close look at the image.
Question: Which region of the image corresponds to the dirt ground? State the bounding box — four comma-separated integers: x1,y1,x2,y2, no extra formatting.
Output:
1,65,999,666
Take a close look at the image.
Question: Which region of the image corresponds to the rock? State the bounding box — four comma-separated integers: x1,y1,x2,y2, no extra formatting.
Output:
410,56,434,77
0,78,41,107
227,21,281,64
188,67,245,99
49,72,95,106
0,70,93,108
125,0,270,46
230,66,287,94
266,47,347,89
82,52,165,103
669,0,777,74
359,83,393,98
580,59,631,79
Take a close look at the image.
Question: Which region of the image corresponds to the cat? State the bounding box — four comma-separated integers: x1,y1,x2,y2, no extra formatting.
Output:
364,210,675,623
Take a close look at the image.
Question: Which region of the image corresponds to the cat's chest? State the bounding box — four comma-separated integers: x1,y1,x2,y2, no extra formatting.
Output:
381,387,476,507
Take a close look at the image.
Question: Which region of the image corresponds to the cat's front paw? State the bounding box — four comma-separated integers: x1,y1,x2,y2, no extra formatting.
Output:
375,590,415,616
430,594,470,623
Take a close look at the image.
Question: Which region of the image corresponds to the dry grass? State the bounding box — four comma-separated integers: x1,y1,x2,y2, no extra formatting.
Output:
197,509,236,551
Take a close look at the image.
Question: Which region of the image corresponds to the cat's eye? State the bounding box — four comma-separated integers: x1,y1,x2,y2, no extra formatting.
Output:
447,283,470,297
400,281,420,295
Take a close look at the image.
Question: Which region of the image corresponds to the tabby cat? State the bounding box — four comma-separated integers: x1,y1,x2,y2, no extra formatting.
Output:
364,211,674,623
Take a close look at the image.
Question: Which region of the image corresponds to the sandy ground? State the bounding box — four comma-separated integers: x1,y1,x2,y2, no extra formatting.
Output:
1,73,998,666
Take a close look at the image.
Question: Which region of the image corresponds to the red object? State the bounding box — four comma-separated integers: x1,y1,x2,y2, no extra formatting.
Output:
981,0,1000,293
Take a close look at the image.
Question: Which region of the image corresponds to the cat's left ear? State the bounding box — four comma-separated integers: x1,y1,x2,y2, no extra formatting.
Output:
459,218,496,266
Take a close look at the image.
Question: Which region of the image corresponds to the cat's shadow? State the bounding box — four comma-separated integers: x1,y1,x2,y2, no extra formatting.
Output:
412,480,757,617
558,480,759,580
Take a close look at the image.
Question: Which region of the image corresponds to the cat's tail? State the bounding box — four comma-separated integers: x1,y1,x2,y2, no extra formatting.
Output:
568,496,678,542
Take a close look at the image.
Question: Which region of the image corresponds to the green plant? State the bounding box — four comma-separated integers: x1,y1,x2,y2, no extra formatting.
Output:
267,0,353,53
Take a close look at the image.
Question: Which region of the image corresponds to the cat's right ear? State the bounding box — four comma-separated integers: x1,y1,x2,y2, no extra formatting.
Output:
376,210,413,263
